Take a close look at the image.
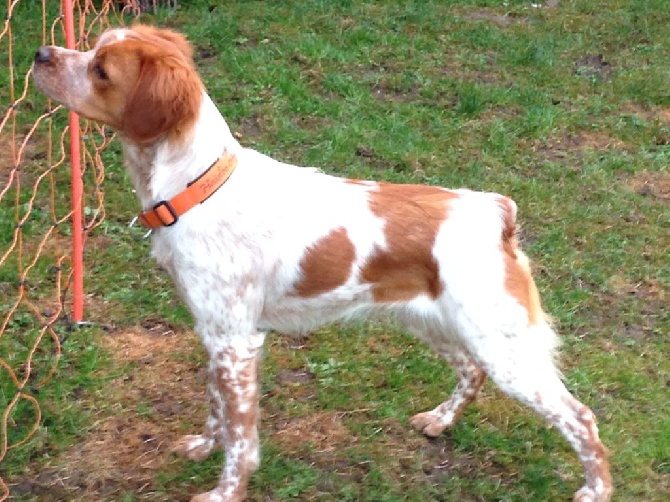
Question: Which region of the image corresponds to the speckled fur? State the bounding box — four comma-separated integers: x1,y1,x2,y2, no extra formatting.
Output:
33,25,612,502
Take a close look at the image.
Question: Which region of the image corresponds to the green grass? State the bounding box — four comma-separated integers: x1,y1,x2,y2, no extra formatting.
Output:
1,0,669,500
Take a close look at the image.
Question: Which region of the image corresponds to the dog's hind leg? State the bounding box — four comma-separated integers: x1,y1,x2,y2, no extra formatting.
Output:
464,320,612,502
409,342,487,437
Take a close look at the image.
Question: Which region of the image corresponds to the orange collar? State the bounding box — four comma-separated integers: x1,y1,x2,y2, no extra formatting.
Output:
138,152,237,229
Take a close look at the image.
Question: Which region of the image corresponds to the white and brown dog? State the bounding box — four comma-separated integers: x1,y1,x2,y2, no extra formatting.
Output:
33,25,612,502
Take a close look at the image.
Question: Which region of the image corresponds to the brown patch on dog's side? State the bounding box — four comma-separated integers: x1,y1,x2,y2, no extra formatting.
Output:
294,227,356,297
361,184,455,303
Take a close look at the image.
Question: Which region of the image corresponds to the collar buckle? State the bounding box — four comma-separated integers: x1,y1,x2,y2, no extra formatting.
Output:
150,200,179,227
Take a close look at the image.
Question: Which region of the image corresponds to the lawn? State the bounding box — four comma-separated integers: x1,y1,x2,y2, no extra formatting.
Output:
1,0,668,500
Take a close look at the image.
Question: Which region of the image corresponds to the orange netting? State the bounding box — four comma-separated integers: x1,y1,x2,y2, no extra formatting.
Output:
0,1,156,499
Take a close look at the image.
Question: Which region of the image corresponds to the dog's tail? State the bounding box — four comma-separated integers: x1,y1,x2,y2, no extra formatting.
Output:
496,195,559,358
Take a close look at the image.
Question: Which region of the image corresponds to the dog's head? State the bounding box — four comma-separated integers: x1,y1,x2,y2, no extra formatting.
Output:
33,25,202,145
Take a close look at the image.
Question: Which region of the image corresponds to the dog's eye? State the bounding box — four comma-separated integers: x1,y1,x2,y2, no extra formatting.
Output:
93,62,108,80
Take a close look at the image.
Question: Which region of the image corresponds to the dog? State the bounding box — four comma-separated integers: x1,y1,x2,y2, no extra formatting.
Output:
33,24,612,502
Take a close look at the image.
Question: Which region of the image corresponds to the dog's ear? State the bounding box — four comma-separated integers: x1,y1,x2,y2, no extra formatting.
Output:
130,24,195,64
121,50,202,144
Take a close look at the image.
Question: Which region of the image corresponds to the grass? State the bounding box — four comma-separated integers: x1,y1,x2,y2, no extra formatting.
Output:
1,0,669,500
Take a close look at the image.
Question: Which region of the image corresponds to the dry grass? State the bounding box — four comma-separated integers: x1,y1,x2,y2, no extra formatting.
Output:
10,326,207,501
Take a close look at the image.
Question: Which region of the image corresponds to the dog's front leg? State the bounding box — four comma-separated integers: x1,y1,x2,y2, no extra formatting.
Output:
190,332,265,502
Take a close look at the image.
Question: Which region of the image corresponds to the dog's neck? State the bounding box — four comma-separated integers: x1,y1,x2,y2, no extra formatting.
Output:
121,92,241,210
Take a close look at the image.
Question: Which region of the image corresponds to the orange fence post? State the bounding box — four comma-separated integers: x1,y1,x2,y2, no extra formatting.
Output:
62,0,84,323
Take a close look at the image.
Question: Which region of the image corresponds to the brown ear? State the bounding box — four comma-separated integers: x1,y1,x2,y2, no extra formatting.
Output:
130,24,195,64
121,51,202,144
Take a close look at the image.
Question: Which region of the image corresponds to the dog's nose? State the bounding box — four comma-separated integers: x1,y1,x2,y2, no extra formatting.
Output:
34,46,51,63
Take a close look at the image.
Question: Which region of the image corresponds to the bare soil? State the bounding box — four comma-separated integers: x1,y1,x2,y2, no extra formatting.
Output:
10,325,207,501
627,170,670,203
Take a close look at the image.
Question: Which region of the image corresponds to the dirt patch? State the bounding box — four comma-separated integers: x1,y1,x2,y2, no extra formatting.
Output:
292,113,331,134
194,45,218,65
370,80,420,103
14,417,178,501
464,10,512,27
563,132,626,150
606,275,666,342
355,144,379,164
461,8,530,27
533,131,628,166
276,367,315,384
626,170,670,203
574,54,613,82
234,114,265,140
272,411,352,453
411,432,518,494
0,132,48,187
105,324,185,360
620,102,650,119
354,144,417,174
608,275,666,301
620,103,670,125
11,325,207,501
0,131,45,163
102,327,208,422
615,105,670,144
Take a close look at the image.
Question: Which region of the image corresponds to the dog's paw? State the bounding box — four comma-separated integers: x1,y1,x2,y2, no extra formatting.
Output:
573,483,612,502
409,411,448,438
172,434,217,462
190,490,224,502
573,486,596,502
190,488,243,502
190,492,222,502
